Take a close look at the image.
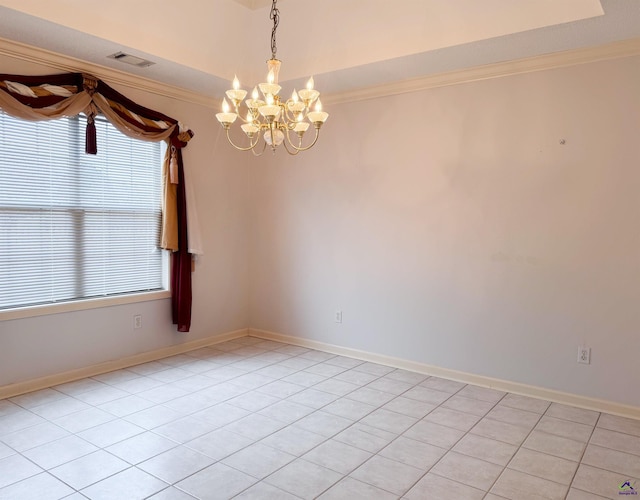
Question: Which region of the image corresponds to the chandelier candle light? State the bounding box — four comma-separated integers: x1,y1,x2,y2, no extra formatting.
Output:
216,0,328,155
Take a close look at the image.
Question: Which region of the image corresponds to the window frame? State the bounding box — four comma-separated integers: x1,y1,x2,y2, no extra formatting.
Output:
0,112,170,320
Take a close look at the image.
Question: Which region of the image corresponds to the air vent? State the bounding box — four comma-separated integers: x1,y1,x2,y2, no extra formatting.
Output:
107,52,155,68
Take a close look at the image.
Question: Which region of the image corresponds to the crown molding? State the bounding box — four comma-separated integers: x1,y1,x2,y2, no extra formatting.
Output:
324,37,640,106
1,36,639,109
0,36,214,108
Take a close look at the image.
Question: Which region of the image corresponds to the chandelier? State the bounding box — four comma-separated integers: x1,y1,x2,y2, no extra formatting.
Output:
215,0,328,155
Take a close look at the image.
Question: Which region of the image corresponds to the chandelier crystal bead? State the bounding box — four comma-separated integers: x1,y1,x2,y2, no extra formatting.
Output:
215,0,328,156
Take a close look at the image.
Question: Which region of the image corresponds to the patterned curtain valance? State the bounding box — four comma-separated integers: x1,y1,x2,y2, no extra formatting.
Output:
0,72,196,332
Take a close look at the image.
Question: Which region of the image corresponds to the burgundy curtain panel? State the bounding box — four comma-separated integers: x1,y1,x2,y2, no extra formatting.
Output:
0,72,195,332
171,149,192,332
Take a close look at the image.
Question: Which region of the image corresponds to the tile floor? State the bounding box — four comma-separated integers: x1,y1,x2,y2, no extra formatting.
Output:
0,336,639,499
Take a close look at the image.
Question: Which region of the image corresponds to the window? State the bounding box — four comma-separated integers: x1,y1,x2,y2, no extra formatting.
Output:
0,111,166,311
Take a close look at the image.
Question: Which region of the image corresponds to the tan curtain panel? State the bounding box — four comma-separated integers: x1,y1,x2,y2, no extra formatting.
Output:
0,72,194,251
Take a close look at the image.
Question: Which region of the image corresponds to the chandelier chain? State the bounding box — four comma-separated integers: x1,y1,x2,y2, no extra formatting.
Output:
270,0,279,59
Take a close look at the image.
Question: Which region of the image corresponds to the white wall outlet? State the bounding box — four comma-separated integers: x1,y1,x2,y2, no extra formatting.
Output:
134,314,142,329
577,346,591,364
335,310,343,323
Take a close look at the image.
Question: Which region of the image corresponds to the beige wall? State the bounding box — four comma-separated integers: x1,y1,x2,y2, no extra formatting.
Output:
0,54,249,385
2,49,639,410
248,56,640,407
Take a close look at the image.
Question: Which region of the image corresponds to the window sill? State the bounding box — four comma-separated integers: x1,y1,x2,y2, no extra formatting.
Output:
0,290,171,322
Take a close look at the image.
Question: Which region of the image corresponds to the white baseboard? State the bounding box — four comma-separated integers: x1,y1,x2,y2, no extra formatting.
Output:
249,328,640,421
0,328,248,400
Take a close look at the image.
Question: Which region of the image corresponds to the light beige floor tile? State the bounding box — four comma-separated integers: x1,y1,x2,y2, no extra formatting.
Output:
419,377,466,394
0,400,21,418
233,481,302,500
319,476,397,500
303,439,372,474
490,468,568,500
0,472,74,500
366,377,414,396
522,430,586,461
287,388,339,409
265,458,342,498
324,355,365,369
457,386,506,403
546,403,600,426
384,369,428,385
333,423,397,453
323,398,377,421
313,379,359,397
360,408,418,434
403,386,452,405
487,405,541,429
334,369,379,386
382,396,435,419
256,380,306,399
54,378,108,396
403,420,466,449
508,447,578,485
566,488,610,499
442,395,495,417
590,427,640,457
77,419,145,448
73,386,129,406
53,407,116,434
124,405,185,430
0,410,46,437
260,425,327,456
535,416,594,443
9,389,67,409
499,394,551,414
597,414,640,438
453,433,518,466
379,435,445,469
353,362,395,376
0,442,14,460
582,444,640,477
226,391,280,412
80,467,168,500
223,413,287,440
431,451,504,491
0,454,43,489
138,445,215,484
571,463,636,499
48,450,129,490
105,431,177,465
258,400,315,424
423,407,482,432
293,411,353,438
223,442,296,479
0,422,70,453
185,428,254,460
29,398,91,420
281,371,326,388
345,387,396,406
351,455,424,495
98,394,157,417
148,486,198,500
304,363,347,378
152,415,219,444
177,462,257,499
23,435,98,470
405,472,485,500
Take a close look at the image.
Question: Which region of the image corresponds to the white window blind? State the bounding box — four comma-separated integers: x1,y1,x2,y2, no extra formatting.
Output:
0,111,165,310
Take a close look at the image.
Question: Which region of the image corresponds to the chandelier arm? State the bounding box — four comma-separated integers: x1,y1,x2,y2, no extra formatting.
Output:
251,141,268,157
279,137,301,156
283,126,321,152
225,128,262,152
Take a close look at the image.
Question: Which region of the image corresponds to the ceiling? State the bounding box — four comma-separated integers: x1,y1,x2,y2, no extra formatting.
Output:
0,0,638,100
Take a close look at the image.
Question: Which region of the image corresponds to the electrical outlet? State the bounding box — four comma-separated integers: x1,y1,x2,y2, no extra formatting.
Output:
134,314,142,329
335,310,343,323
577,346,590,364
